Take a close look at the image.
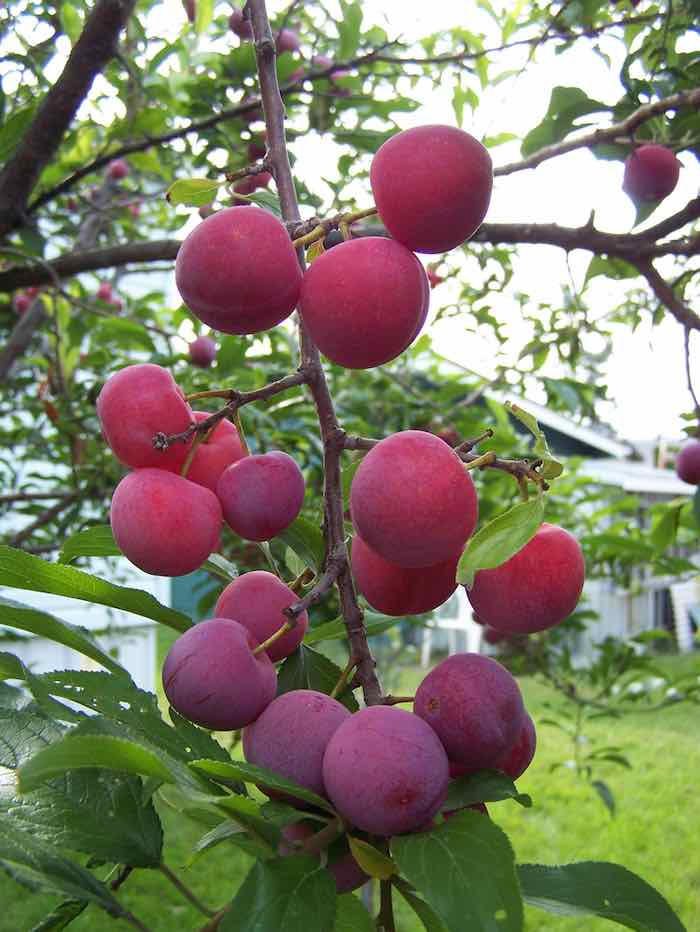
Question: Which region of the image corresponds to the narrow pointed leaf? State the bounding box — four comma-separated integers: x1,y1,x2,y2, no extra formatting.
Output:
457,497,544,588
190,758,335,813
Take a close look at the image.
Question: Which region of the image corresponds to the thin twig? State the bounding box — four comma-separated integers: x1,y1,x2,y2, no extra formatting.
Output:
683,327,700,427
159,863,216,918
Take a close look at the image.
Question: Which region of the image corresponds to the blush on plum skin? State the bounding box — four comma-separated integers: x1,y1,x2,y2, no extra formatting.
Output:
466,522,585,634
175,206,302,335
322,706,449,836
351,534,459,616
217,451,305,541
97,364,194,471
243,689,350,797
299,238,428,369
215,570,308,661
111,469,221,577
414,653,525,771
162,618,276,730
350,430,478,568
370,124,493,253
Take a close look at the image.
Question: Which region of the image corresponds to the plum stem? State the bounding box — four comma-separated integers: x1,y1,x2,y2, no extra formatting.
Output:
456,428,494,452
249,0,384,706
290,206,378,249
289,566,315,594
159,863,217,918
377,875,397,932
252,621,293,655
463,451,497,471
383,695,415,706
330,655,359,699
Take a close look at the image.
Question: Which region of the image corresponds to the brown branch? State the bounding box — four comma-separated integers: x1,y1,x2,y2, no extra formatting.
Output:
495,87,700,177
0,0,137,240
0,491,73,505
249,0,383,707
683,327,700,426
158,864,215,918
633,258,700,331
9,492,81,547
283,552,343,621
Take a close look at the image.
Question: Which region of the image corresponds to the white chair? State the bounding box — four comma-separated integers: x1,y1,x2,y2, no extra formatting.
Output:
420,587,482,667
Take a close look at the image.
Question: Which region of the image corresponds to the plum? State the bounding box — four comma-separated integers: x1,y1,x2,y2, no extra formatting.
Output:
107,159,129,180
322,706,449,836
162,618,276,730
279,823,369,893
217,451,305,541
215,570,307,661
229,7,253,39
188,335,217,367
676,440,700,485
185,412,246,492
623,144,680,202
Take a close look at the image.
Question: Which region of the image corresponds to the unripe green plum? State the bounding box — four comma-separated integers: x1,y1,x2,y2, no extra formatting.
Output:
350,430,477,567
97,364,194,471
175,207,302,335
243,690,350,797
299,238,428,369
351,534,458,616
217,451,305,541
414,653,525,770
322,706,449,836
162,618,276,730
466,523,584,634
370,125,492,253
111,469,221,576
215,570,307,661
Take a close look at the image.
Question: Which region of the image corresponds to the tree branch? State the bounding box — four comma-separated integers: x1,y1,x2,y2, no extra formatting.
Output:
249,0,383,707
8,491,81,547
0,0,137,240
632,257,700,331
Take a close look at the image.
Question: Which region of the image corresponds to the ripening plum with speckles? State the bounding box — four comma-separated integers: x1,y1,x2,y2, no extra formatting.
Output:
370,125,492,253
299,238,429,369
243,690,350,797
466,523,584,634
175,206,302,335
350,430,477,568
97,364,194,471
215,571,308,662
322,706,449,836
414,653,525,770
111,469,221,577
162,618,276,730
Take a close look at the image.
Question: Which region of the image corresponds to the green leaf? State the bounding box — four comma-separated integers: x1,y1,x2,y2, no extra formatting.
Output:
58,526,120,563
304,612,400,646
59,4,83,43
277,644,359,711
194,0,214,34
591,779,616,817
0,651,25,680
18,735,174,793
651,501,684,553
202,552,239,582
693,487,700,527
0,104,37,163
192,818,271,862
633,198,663,228
333,893,375,932
338,2,363,59
190,758,336,814
249,189,283,218
347,836,395,879
29,900,86,932
166,177,222,207
0,597,128,677
276,516,325,573
93,318,154,352
393,811,523,930
521,87,608,157
393,877,449,932
457,497,545,589
0,545,191,633
518,861,687,931
505,402,563,478
584,255,638,287
0,818,125,915
221,856,337,932
442,770,532,811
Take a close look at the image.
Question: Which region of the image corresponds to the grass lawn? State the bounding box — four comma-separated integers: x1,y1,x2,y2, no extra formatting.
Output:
1,643,698,932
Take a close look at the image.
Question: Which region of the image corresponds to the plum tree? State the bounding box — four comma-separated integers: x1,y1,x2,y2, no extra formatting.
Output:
185,412,247,492
217,450,305,541
322,705,449,835
299,238,428,369
175,206,302,334
414,653,525,770
215,570,308,661
350,430,478,567
623,144,680,202
188,335,217,368
278,823,369,893
162,618,276,730
243,689,350,796
675,439,700,484
350,534,458,616
111,468,222,576
97,363,194,470
370,125,493,253
466,522,585,634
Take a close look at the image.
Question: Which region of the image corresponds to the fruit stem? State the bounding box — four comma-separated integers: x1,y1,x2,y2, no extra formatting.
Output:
463,451,496,471
180,425,210,478
252,621,293,655
383,695,415,706
290,206,379,249
330,655,358,699
456,428,494,452
377,875,397,932
289,566,315,594
297,817,343,856
159,863,216,918
185,389,235,401
232,407,250,456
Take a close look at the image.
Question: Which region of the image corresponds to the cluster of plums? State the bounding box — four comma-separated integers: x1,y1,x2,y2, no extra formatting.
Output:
175,123,493,370
163,619,537,851
98,363,305,576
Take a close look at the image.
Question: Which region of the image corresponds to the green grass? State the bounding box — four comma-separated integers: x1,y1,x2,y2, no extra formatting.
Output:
2,648,699,932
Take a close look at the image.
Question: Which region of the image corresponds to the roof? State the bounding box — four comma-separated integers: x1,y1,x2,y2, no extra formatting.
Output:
580,458,695,496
